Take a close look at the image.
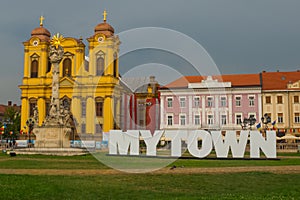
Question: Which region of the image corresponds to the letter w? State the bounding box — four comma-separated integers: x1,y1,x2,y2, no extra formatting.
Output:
211,131,248,158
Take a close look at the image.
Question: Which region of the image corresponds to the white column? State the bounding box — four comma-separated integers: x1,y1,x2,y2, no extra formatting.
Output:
160,96,165,129
228,95,233,125
202,96,206,125
258,93,262,120
189,96,193,125
215,95,219,126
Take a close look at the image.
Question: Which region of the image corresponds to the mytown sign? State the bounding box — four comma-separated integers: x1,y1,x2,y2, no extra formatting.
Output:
109,130,277,158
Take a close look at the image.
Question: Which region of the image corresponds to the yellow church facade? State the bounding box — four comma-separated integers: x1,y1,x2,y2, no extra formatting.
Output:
19,12,123,137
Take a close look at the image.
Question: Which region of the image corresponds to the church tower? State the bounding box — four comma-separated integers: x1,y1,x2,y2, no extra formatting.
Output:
86,10,122,135
19,16,85,133
20,16,52,130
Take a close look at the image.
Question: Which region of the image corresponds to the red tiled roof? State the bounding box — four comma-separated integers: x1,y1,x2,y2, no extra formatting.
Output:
163,74,261,89
261,71,300,90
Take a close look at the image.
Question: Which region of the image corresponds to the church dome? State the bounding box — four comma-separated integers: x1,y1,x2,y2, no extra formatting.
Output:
30,16,51,42
31,26,51,41
94,22,114,37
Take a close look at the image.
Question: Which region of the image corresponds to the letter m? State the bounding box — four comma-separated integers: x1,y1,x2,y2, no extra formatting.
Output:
109,130,139,155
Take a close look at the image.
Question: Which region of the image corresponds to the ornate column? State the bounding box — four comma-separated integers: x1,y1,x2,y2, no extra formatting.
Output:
21,97,29,130
49,34,64,110
86,96,95,134
37,98,46,126
103,95,113,133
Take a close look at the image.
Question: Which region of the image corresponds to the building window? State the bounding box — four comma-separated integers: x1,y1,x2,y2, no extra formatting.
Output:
294,96,299,103
180,115,186,126
277,96,283,104
167,115,173,126
194,115,200,125
249,96,255,106
81,124,86,133
96,124,102,133
295,113,300,123
235,96,241,107
278,113,283,123
221,115,227,125
266,96,271,104
236,114,242,125
95,101,103,117
220,97,226,107
167,98,173,108
31,60,38,78
180,97,186,108
81,101,86,117
29,101,37,117
96,51,105,76
207,115,214,125
249,114,256,119
207,97,213,107
63,58,72,77
194,97,200,107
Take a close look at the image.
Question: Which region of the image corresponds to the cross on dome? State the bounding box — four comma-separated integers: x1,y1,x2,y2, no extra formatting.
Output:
40,15,45,27
103,10,107,22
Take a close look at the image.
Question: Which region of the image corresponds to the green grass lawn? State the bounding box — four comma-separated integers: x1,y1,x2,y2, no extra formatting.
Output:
0,152,299,199
1,152,300,170
0,173,299,200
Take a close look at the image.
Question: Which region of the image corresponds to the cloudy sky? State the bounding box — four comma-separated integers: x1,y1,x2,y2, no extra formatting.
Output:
1,0,300,104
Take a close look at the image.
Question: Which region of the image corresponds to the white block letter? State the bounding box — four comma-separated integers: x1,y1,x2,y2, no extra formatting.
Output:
165,130,187,157
109,130,140,155
187,130,212,158
140,130,164,156
250,131,276,158
211,131,248,158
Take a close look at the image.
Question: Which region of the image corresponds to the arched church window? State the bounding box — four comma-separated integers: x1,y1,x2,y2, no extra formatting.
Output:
84,60,89,72
63,58,72,77
29,99,37,117
47,60,51,73
113,53,117,78
96,51,105,76
31,60,38,78
95,97,104,117
62,97,71,108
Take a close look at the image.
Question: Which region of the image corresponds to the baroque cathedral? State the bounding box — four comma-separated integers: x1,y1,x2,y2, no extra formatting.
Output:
19,11,125,138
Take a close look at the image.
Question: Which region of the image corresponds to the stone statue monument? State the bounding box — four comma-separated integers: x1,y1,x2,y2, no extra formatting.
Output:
33,33,72,148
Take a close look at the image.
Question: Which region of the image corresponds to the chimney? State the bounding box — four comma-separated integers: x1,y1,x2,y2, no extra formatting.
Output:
150,76,155,83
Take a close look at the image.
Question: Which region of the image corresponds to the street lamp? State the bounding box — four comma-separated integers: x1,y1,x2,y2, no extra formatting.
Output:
240,116,256,130
26,118,35,147
261,113,271,137
240,118,249,130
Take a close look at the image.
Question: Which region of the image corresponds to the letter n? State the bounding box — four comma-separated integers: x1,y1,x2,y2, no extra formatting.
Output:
250,131,276,158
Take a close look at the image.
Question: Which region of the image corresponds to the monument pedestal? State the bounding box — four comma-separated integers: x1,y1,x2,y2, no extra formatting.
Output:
33,126,71,148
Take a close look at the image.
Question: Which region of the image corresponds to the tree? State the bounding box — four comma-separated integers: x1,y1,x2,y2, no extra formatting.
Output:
3,107,21,140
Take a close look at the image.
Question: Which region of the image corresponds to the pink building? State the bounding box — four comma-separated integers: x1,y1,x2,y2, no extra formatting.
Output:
160,74,262,131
